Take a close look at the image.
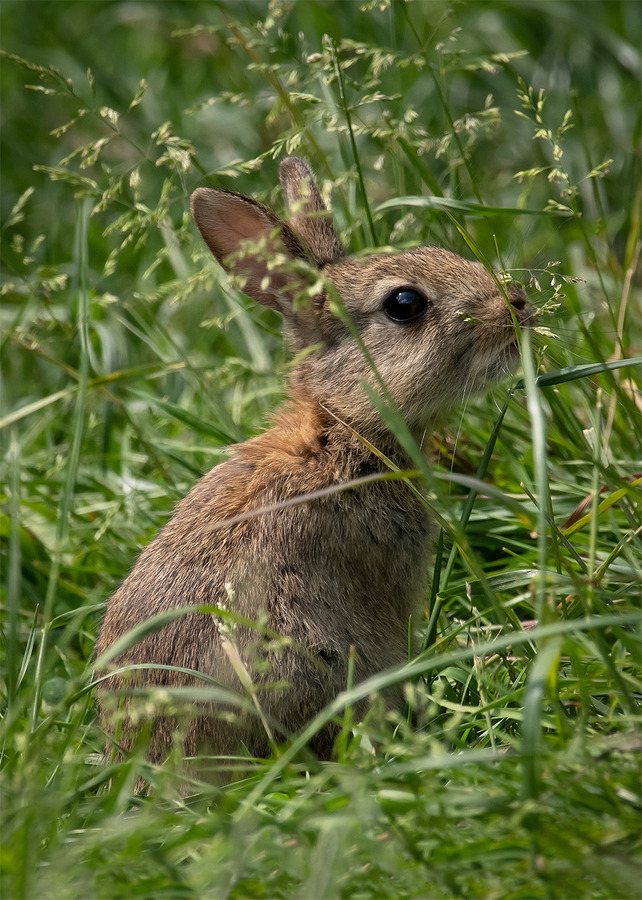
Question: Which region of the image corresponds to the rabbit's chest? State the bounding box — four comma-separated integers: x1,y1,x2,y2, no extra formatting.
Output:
235,481,433,625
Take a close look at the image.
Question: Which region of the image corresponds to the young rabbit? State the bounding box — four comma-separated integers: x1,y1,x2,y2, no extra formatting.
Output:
96,157,532,776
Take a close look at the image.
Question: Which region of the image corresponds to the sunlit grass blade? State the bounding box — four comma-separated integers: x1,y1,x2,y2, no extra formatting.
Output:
377,195,573,217
521,637,563,799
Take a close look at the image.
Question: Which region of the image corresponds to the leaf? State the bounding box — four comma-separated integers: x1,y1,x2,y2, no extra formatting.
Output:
535,357,642,387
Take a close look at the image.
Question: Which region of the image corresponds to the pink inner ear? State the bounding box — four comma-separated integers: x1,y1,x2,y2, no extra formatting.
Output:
218,201,272,246
192,190,278,264
191,187,306,313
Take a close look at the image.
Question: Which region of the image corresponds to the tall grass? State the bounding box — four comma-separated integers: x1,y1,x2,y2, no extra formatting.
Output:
1,2,640,897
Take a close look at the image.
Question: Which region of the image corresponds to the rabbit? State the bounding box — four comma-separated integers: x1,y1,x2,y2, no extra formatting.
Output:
95,157,533,780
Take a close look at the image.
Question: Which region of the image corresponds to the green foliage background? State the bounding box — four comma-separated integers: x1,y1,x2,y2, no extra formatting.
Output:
1,1,640,898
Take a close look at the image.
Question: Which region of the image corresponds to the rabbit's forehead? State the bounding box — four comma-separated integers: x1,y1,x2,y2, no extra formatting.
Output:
326,249,497,312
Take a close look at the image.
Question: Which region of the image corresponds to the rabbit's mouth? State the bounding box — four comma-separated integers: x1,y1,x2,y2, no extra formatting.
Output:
462,339,520,388
505,338,521,360
458,333,522,387
485,338,523,381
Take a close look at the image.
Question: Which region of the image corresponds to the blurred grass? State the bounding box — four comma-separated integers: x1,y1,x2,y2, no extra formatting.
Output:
1,1,641,898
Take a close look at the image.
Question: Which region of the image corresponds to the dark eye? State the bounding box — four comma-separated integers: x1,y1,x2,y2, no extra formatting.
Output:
383,287,429,323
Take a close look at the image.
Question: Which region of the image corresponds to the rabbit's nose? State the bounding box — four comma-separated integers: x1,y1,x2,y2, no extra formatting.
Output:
510,290,536,327
508,287,535,321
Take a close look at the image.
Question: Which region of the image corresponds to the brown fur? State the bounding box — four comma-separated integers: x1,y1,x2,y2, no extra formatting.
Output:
95,158,533,778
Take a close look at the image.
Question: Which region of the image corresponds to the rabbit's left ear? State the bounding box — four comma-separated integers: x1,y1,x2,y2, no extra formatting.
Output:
191,188,311,314
279,157,344,266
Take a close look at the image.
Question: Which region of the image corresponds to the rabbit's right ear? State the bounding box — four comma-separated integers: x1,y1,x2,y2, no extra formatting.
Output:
191,188,312,314
279,157,344,266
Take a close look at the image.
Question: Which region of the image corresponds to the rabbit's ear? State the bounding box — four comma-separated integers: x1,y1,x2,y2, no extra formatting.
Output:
191,188,312,314
279,157,344,266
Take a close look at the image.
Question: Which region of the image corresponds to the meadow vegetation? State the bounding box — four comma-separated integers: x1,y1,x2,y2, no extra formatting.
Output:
1,1,640,897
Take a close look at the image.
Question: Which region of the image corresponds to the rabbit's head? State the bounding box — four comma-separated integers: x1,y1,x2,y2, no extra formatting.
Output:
191,158,532,439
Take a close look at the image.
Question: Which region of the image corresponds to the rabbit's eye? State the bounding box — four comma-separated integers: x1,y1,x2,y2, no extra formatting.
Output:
383,288,429,323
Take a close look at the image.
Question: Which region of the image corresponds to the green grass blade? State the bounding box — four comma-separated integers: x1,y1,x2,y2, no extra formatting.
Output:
30,199,92,729
535,357,642,387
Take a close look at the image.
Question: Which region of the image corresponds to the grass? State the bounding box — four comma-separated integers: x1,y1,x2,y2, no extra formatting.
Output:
1,1,640,897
